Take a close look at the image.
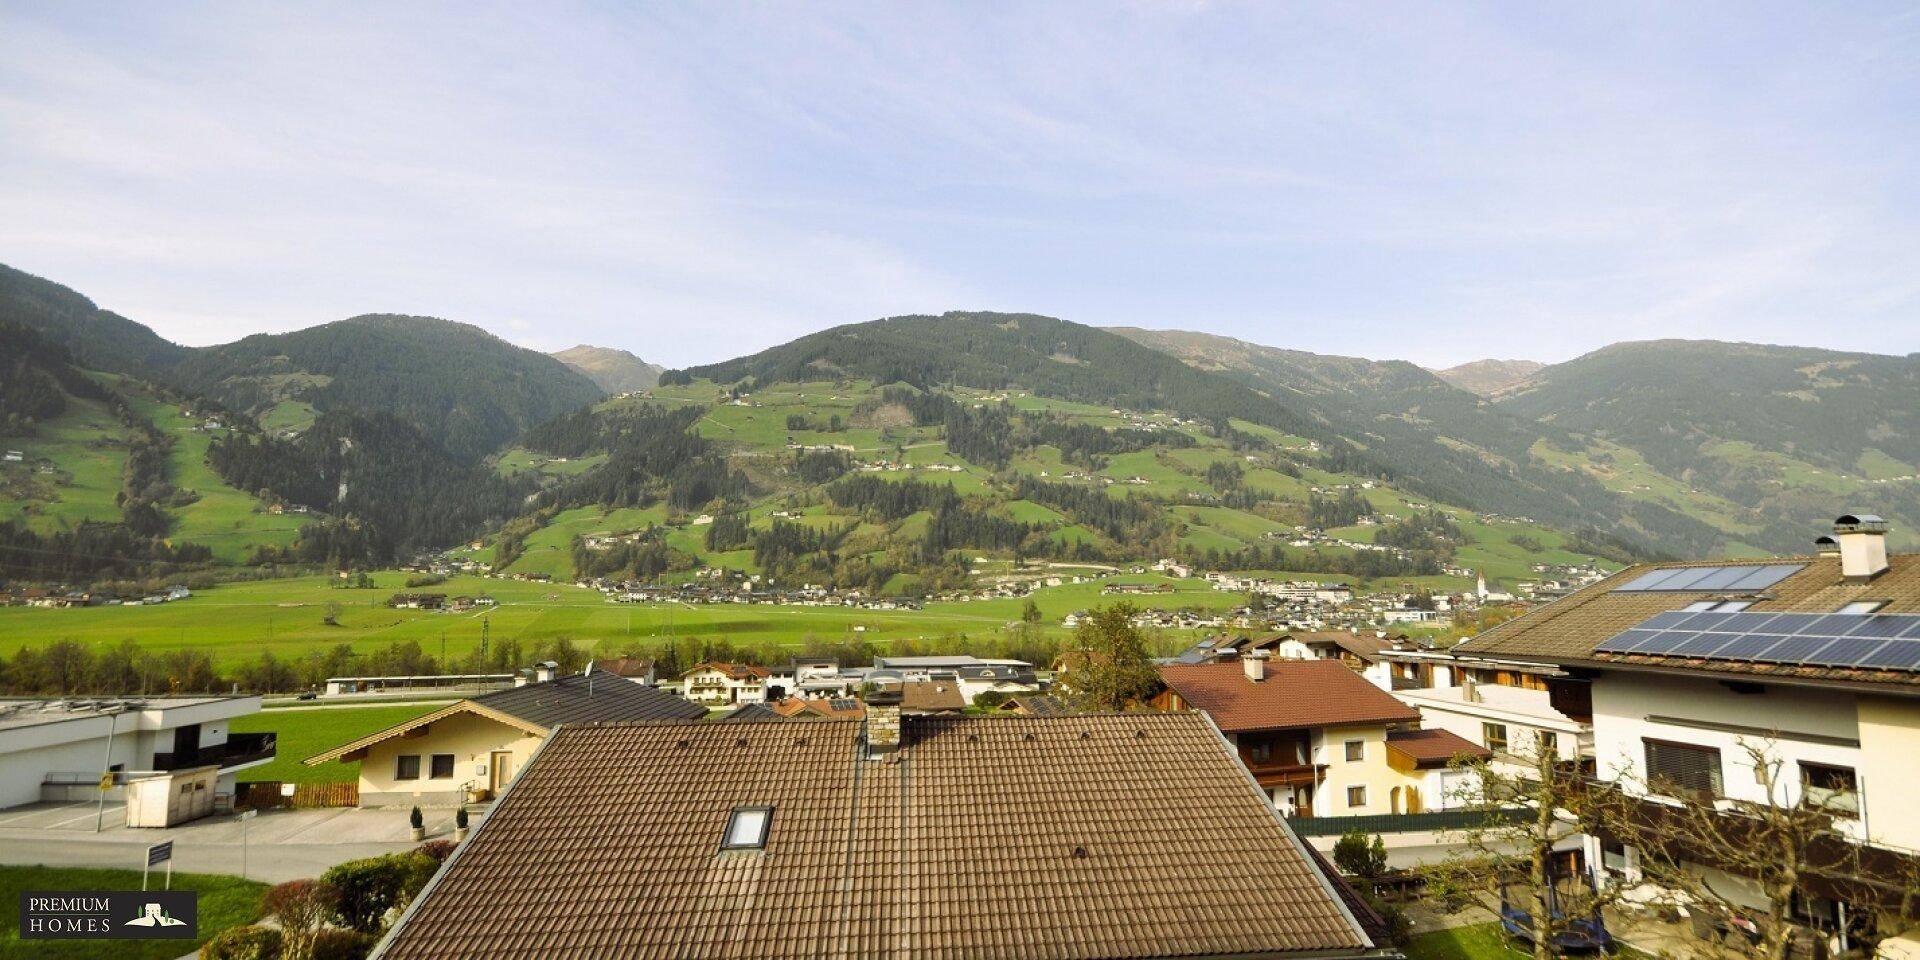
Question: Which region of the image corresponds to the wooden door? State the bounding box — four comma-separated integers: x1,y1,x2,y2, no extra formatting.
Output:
489,751,513,792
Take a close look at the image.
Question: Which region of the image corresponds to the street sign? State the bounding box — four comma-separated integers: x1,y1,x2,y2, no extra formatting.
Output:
146,842,171,867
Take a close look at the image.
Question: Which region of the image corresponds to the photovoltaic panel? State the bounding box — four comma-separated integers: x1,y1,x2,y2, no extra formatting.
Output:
1594,610,1920,674
1611,563,1805,593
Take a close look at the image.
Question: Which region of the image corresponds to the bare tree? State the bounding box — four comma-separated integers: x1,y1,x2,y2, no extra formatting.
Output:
1610,738,1901,960
1425,742,1633,960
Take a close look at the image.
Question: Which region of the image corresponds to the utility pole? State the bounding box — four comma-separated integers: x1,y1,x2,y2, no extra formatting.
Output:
94,706,122,832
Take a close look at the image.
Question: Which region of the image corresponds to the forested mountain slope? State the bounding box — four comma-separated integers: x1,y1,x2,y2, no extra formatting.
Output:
0,264,189,375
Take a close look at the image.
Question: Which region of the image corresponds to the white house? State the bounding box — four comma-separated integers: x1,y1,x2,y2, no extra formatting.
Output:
0,696,274,814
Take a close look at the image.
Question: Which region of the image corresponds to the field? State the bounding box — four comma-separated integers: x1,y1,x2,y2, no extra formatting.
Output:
0,394,128,533
0,570,1271,669
126,392,308,562
0,865,265,960
232,703,442,784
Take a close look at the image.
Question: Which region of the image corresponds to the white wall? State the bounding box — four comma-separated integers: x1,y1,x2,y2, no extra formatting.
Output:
1590,672,1865,837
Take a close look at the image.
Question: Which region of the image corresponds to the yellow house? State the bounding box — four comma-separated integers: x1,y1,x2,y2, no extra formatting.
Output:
1153,655,1486,817
304,672,705,806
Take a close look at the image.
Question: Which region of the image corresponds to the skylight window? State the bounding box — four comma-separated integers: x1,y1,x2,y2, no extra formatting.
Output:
1837,601,1886,615
722,806,773,850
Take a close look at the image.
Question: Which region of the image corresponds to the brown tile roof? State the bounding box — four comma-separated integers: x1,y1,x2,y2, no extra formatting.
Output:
999,695,1069,717
587,657,654,679
899,680,968,713
1156,660,1419,733
1456,553,1920,690
372,714,1379,960
771,697,866,719
1291,631,1390,662
1386,728,1493,769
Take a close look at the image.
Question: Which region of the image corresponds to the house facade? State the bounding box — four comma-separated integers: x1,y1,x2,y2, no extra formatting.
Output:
679,662,775,706
1454,514,1920,935
1152,654,1486,818
306,673,705,806
0,695,274,814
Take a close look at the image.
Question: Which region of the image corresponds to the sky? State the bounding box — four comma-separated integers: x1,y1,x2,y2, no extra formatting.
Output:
3,2,1919,369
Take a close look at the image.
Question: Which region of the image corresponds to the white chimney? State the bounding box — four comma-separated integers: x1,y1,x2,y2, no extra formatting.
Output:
1243,651,1268,683
1833,515,1889,581
535,660,559,683
1813,535,1840,558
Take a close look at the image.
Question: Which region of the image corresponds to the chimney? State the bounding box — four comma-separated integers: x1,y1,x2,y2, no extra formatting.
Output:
1461,675,1481,704
535,660,559,683
1832,515,1890,581
1243,650,1268,683
865,680,903,756
1814,535,1840,558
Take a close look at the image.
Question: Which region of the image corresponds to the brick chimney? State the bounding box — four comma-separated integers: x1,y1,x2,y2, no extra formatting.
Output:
1833,514,1890,581
865,680,903,756
1243,650,1268,683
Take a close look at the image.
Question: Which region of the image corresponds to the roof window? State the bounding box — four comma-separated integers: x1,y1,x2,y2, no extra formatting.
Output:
722,806,773,850
1837,601,1886,615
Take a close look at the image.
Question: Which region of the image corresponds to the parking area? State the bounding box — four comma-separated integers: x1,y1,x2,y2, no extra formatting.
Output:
0,801,482,883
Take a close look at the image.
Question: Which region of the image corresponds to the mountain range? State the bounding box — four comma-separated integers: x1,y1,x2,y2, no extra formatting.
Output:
4,258,1917,589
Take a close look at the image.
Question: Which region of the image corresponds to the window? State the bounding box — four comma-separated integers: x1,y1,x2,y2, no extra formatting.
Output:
1644,740,1722,797
1346,785,1367,808
1685,600,1752,612
1483,723,1509,753
1800,762,1859,818
1837,601,1886,615
722,806,773,850
1538,730,1559,756
1246,741,1272,763
1682,600,1720,612
1344,740,1364,762
395,755,421,781
1714,600,1752,612
430,754,455,779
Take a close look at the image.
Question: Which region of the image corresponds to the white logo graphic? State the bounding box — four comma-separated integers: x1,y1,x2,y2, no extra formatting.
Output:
125,903,186,927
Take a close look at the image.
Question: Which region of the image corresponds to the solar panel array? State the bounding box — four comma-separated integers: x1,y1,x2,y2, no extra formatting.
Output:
1612,564,1806,593
1597,609,1920,673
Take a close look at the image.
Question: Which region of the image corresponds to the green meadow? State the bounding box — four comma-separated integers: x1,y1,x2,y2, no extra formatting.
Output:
232,703,442,783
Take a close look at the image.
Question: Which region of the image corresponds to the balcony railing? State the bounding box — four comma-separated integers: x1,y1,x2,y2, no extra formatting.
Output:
151,732,277,771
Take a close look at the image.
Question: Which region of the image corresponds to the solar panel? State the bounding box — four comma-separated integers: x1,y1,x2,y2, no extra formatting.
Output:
1612,563,1805,593
1595,610,1920,674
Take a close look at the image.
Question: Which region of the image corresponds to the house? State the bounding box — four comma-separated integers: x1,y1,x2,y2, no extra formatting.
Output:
679,662,775,706
1152,654,1485,818
1453,514,1920,929
304,672,705,806
366,712,1393,960
1371,646,1591,783
871,654,1033,680
0,696,275,814
952,663,1041,703
768,697,865,720
1273,630,1391,670
585,657,656,685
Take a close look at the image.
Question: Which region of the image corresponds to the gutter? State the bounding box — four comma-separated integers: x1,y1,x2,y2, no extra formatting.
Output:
365,719,569,960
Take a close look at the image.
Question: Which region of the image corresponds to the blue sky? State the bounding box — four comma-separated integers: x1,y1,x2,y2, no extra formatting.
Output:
3,2,1918,368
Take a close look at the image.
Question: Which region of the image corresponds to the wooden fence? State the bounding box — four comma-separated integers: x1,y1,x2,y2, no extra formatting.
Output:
235,781,359,809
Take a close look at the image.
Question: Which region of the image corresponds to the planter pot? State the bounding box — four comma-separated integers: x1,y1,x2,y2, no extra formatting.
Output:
454,827,468,842
410,826,426,841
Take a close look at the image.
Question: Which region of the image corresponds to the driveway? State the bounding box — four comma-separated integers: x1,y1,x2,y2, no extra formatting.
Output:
0,802,481,884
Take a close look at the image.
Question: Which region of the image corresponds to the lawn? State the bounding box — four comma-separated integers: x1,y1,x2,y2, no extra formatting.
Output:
231,703,442,784
0,865,265,960
1405,922,1652,960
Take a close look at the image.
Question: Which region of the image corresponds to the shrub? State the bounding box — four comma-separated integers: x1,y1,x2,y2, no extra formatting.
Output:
263,879,338,960
1358,890,1412,948
200,924,283,960
416,839,458,862
455,807,469,830
1331,829,1389,880
309,929,378,960
322,852,438,933
408,806,424,830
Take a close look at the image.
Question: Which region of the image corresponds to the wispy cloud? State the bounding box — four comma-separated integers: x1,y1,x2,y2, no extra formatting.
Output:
1,2,1915,367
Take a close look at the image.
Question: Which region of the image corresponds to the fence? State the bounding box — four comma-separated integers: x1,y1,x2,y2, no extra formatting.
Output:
1286,807,1528,837
235,781,359,810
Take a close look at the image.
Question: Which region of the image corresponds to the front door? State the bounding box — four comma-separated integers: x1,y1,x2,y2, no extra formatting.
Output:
489,751,513,792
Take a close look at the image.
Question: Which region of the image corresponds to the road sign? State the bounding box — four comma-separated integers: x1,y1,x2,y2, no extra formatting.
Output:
146,842,172,867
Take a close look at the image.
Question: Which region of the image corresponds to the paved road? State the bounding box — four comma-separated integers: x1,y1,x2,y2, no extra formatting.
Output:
0,802,479,884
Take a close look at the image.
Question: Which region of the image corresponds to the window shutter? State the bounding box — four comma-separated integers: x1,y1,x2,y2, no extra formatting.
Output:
1644,740,1721,796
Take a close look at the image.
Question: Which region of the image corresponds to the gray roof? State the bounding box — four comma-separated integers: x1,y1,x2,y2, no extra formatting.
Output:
472,673,706,727
719,702,781,722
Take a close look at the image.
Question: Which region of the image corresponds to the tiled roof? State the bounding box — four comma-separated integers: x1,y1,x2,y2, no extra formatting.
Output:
1386,728,1492,768
1000,695,1069,717
1293,631,1389,662
899,680,968,712
1455,554,1920,689
770,697,866,719
371,714,1378,960
586,658,654,678
1157,660,1419,733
